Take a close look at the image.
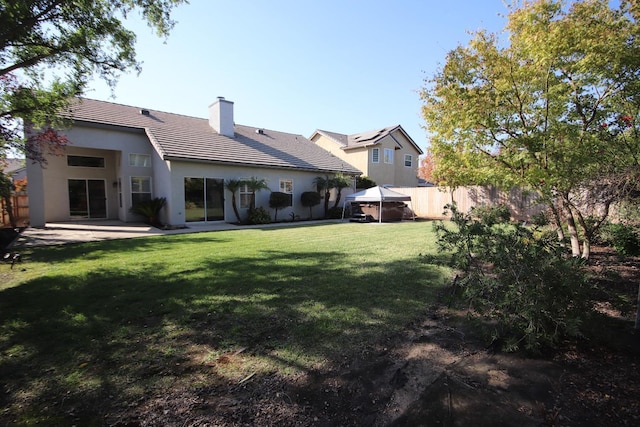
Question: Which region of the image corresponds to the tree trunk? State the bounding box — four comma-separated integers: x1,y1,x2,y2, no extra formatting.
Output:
2,195,16,228
231,194,241,223
581,238,591,260
635,284,640,330
564,205,582,257
323,190,330,217
549,200,565,242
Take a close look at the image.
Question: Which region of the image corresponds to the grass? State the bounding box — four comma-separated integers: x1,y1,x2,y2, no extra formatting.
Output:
0,221,450,423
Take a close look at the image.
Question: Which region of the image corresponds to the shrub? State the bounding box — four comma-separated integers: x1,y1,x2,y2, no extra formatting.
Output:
530,211,550,228
300,191,321,219
269,192,291,222
470,204,510,226
600,222,640,257
433,203,590,353
129,197,166,227
356,175,376,189
248,207,271,225
326,206,344,219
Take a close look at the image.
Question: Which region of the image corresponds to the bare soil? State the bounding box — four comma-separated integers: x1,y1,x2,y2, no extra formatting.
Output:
105,247,640,427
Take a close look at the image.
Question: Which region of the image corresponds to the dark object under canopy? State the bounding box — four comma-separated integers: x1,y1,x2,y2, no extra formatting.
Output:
342,186,414,223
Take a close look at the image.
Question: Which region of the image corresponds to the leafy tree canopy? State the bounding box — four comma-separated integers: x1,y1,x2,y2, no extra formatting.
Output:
0,0,186,162
421,0,640,258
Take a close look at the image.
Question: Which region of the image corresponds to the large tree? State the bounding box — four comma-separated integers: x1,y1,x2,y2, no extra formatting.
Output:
422,0,640,259
0,0,186,162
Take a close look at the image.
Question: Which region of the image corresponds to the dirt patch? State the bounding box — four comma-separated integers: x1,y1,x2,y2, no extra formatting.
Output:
109,311,639,426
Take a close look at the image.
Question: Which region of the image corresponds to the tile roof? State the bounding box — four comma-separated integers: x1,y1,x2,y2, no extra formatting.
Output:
63,98,361,175
314,125,423,154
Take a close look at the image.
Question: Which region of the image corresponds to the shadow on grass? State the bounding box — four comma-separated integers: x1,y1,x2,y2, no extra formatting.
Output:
24,233,233,263
0,247,448,424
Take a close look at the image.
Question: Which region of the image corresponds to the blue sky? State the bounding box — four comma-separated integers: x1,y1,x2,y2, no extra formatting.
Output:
86,0,509,154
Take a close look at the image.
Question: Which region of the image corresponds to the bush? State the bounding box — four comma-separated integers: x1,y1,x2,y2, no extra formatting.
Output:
129,197,166,227
300,191,321,219
434,203,590,353
600,222,640,257
269,192,291,222
326,206,344,219
248,207,271,225
356,175,376,189
470,204,510,226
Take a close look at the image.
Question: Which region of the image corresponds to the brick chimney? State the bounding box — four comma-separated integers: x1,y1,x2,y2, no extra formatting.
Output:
209,97,234,137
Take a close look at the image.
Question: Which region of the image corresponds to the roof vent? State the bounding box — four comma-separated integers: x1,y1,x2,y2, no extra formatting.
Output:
255,128,264,135
140,109,150,116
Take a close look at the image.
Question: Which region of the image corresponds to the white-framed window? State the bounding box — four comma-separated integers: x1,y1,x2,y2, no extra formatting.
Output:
131,176,152,207
404,154,413,167
372,148,380,163
280,179,293,207
129,153,151,167
384,148,394,164
280,179,293,206
239,179,251,209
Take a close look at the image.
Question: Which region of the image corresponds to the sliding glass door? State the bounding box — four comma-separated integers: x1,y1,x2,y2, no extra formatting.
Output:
184,177,224,222
68,179,107,219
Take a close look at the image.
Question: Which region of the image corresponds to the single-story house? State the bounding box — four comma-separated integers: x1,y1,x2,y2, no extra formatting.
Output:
25,97,361,227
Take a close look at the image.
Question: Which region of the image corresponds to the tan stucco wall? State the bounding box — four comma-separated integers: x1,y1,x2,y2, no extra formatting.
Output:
312,130,423,187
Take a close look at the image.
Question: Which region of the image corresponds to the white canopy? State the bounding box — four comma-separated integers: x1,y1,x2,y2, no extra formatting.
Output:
343,186,413,223
345,186,411,203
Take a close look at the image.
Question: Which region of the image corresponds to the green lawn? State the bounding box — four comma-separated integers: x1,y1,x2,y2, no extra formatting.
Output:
0,221,449,423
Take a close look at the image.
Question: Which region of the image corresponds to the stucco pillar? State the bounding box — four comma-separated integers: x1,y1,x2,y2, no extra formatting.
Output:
25,161,45,227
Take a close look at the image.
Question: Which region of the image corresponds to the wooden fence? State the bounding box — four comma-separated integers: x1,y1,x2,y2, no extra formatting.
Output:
392,186,546,220
0,193,29,227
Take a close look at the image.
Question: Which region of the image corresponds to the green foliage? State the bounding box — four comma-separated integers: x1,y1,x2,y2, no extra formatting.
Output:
0,0,186,161
356,175,376,189
530,211,550,228
300,191,321,219
421,0,640,258
0,170,16,227
247,206,271,225
600,222,640,257
224,179,244,223
469,204,511,226
245,177,269,211
129,197,166,226
434,203,590,353
329,173,352,209
268,192,291,222
326,206,344,219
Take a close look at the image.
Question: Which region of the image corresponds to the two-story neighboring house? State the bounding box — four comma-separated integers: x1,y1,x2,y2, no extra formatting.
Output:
309,125,423,187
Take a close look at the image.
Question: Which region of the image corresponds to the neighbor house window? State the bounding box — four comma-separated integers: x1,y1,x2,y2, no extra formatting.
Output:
384,148,394,164
280,179,293,206
372,148,380,163
404,154,413,167
239,180,251,209
67,155,105,168
131,176,152,207
129,153,151,167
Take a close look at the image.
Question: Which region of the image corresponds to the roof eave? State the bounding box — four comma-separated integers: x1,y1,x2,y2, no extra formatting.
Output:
163,155,361,175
